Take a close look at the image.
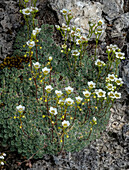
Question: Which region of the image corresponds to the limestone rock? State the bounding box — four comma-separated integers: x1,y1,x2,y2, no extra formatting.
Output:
49,0,106,41
0,1,23,62
122,62,129,94
102,0,124,21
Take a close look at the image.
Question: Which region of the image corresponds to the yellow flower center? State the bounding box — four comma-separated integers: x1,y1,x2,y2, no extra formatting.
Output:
109,93,114,97
115,94,119,98
89,84,93,88
116,80,120,83
67,90,71,93
44,71,49,74
78,40,81,43
98,21,102,25
63,123,68,127
108,85,112,89
51,110,55,114
97,61,102,66
85,94,89,97
98,92,103,96
25,10,30,14
67,101,71,104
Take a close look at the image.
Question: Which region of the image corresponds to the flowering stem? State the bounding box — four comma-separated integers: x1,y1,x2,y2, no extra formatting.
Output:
58,128,65,155
19,118,31,138
43,81,45,102
72,105,77,124
49,63,51,84
35,42,39,62
78,128,92,141
95,38,98,58
82,101,91,124
29,49,32,70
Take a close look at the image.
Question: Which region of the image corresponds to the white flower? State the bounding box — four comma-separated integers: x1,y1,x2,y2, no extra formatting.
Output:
95,26,104,34
42,67,51,75
62,23,68,31
107,74,116,82
62,120,70,128
1,162,4,165
33,62,41,70
3,153,6,156
67,27,71,31
62,44,67,49
115,52,125,59
35,27,41,34
80,35,88,42
107,44,118,52
108,91,115,99
65,86,74,94
74,32,81,38
75,96,83,104
0,156,4,159
55,90,63,98
30,7,38,12
83,90,91,98
16,105,25,113
71,49,80,57
115,77,123,85
32,30,37,36
107,46,112,52
65,98,74,106
45,85,53,93
76,27,82,32
114,91,121,99
76,39,82,45
70,30,76,36
95,59,105,67
88,81,96,89
93,117,97,122
49,107,58,115
111,44,118,52
96,89,106,98
98,19,104,25
26,40,35,48
60,8,69,15
58,99,64,105
55,25,60,30
106,83,114,91
22,7,32,15
49,56,53,61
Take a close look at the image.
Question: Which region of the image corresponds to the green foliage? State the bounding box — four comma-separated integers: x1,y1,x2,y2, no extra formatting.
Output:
0,61,112,158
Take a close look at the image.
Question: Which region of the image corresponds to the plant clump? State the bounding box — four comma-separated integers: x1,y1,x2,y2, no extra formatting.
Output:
0,0,125,162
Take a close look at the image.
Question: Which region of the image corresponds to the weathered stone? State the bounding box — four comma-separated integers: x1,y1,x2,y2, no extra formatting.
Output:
49,0,106,40
122,62,129,94
0,0,23,62
102,0,124,21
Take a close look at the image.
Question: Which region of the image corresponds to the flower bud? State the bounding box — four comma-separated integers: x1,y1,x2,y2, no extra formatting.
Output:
49,56,53,61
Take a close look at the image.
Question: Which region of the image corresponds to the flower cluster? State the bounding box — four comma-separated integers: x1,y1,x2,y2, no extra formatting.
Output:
95,59,105,67
26,40,35,48
32,27,41,36
0,153,6,166
21,7,38,15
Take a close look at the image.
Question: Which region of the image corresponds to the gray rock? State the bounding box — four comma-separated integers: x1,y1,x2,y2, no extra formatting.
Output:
0,0,23,62
102,0,124,21
122,62,129,94
49,0,106,41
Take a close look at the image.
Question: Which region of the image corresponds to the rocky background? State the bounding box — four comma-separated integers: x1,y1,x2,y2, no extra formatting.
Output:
0,0,129,169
